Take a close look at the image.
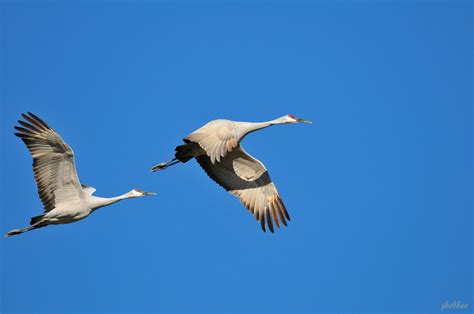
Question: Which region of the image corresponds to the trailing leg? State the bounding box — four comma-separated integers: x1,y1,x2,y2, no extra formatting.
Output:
150,158,180,172
4,223,46,238
150,143,202,172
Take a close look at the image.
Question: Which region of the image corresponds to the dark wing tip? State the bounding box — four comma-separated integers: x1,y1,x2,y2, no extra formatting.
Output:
14,132,28,138
279,198,291,221
280,213,288,226
260,216,266,232
24,112,51,130
27,112,39,120
266,209,274,233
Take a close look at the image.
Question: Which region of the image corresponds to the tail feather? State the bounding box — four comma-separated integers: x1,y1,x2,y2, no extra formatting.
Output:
150,143,200,172
175,143,198,163
30,214,45,225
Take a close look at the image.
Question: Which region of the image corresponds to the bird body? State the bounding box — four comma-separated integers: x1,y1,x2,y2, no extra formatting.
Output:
5,113,155,237
151,114,311,233
36,189,140,225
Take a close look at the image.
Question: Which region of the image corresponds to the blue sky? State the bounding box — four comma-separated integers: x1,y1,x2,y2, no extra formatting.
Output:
0,1,472,313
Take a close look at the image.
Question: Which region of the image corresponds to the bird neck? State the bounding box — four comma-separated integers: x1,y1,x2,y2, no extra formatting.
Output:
239,118,287,135
90,193,132,210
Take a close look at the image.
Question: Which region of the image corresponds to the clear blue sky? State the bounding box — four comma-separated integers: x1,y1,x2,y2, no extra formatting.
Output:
0,1,472,313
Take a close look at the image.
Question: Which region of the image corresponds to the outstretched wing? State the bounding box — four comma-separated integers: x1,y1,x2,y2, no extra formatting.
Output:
196,146,290,233
14,112,84,212
185,120,239,164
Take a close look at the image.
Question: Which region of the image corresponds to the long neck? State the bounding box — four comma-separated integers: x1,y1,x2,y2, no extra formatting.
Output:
238,118,286,136
89,193,131,210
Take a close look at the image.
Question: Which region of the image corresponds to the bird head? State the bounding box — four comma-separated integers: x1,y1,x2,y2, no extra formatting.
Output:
284,114,312,124
129,188,156,197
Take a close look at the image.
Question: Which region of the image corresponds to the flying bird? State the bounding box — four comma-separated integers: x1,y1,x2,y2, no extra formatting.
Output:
151,114,311,233
5,112,155,237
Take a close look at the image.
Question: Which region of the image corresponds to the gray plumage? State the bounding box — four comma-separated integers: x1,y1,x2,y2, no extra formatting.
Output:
5,113,155,237
151,114,311,233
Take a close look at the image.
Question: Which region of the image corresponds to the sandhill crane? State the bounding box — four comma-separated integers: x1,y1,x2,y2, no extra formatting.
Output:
5,112,155,237
151,114,311,233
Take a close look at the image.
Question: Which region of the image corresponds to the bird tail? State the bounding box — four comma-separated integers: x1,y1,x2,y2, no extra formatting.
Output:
174,143,198,163
150,143,199,172
30,214,45,225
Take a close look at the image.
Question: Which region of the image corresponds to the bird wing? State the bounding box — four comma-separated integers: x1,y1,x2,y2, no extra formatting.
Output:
14,112,84,213
196,146,290,232
185,120,239,164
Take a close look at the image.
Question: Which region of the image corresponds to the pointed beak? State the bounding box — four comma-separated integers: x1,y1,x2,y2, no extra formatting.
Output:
296,118,312,124
143,191,156,196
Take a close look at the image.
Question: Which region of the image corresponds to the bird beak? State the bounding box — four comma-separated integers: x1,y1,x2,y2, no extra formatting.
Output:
143,191,156,196
296,118,312,124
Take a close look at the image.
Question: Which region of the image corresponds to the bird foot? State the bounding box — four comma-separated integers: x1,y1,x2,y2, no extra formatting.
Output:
150,163,168,172
4,229,22,237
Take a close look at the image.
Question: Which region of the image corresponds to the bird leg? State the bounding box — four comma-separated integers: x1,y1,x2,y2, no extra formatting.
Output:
150,158,180,172
4,223,45,238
